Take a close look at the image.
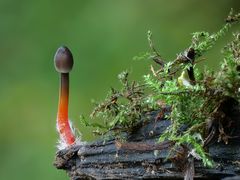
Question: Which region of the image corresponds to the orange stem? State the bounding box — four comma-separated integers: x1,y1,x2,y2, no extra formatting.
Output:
57,73,75,145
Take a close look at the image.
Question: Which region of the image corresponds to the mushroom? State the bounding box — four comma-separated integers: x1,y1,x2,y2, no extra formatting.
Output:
54,46,75,148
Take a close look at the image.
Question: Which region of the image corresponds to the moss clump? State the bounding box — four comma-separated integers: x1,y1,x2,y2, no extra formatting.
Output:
80,10,240,167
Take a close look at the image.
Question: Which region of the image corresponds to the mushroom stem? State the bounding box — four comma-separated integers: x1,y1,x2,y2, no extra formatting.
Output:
57,73,75,145
54,46,75,147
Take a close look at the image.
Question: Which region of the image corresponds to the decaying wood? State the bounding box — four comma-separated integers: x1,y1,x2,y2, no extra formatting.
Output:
54,107,240,180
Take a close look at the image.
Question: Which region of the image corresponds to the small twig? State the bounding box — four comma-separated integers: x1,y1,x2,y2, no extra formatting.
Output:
150,65,158,77
203,127,216,147
147,30,165,67
194,57,206,64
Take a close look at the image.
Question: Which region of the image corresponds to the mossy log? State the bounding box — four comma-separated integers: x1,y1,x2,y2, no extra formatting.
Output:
54,107,240,180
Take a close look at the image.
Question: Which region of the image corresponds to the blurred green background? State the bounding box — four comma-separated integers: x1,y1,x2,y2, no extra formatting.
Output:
0,0,239,179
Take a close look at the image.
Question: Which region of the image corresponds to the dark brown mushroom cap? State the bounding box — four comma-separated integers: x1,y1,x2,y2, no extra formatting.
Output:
54,46,74,73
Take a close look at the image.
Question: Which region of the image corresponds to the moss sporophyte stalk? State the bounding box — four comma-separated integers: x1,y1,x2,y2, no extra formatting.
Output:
55,10,240,171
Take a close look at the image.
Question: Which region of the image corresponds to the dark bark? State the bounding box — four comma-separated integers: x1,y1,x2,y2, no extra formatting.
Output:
54,108,240,180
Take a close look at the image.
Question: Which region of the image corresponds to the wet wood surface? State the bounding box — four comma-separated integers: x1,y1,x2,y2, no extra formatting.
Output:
54,110,240,180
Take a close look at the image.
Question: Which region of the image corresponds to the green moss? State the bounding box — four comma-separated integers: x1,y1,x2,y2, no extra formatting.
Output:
80,10,240,167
